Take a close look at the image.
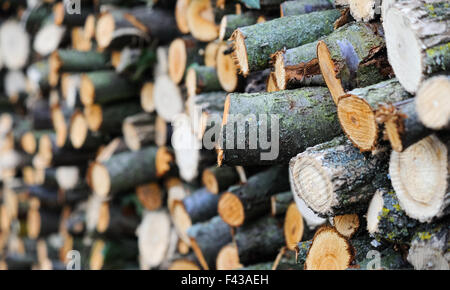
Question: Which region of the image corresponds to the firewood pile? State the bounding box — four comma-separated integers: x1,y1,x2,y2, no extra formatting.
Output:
0,0,448,270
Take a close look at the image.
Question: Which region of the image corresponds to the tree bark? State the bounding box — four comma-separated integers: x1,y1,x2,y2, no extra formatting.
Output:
185,65,222,97
270,191,293,216
122,113,156,151
337,78,411,152
231,9,341,75
218,87,342,166
202,165,240,194
290,136,389,217
280,0,333,17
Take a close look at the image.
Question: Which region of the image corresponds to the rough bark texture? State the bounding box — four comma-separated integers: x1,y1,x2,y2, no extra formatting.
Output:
202,165,240,194
318,22,391,103
122,113,156,151
383,0,450,93
271,191,293,216
232,9,341,75
289,136,389,217
338,78,412,151
187,215,232,270
235,216,285,266
186,65,222,97
219,13,258,41
182,188,219,224
280,0,333,17
219,166,290,226
219,87,341,166
376,98,432,152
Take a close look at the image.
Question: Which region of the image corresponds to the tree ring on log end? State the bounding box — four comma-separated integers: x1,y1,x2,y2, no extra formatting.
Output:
95,13,115,49
156,146,174,177
317,40,345,104
91,163,111,198
416,76,450,130
80,74,95,106
273,51,286,90
70,112,89,149
21,132,37,155
291,157,333,216
389,135,447,222
185,67,197,97
27,207,41,239
96,202,110,233
218,192,245,227
216,243,242,270
84,104,102,132
333,214,359,238
366,190,383,234
186,0,218,42
140,82,154,113
284,203,304,250
232,30,249,77
217,44,239,92
305,226,353,270
202,168,219,194
384,7,422,93
89,240,105,270
337,94,377,151
172,202,192,245
169,39,188,84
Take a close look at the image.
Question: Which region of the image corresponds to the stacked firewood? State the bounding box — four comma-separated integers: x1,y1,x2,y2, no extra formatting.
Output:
0,0,447,270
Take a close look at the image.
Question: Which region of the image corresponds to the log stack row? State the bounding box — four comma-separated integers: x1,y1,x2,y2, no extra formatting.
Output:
0,0,447,270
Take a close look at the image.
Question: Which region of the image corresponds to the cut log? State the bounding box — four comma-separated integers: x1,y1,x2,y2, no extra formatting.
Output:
90,146,173,197
383,0,450,93
153,74,184,122
20,130,52,155
389,134,450,222
367,188,420,243
155,116,173,146
204,41,220,67
270,191,293,216
216,42,245,92
231,9,341,75
234,215,285,266
175,0,192,34
416,75,450,130
49,50,111,87
187,0,218,42
136,182,164,211
69,110,105,150
122,113,156,151
272,41,324,90
266,72,279,92
140,82,155,113
348,0,380,22
172,188,219,244
89,239,138,270
280,0,333,17
332,214,360,239
218,166,290,227
0,20,30,70
95,7,178,49
96,202,140,239
284,202,312,250
289,136,389,217
304,226,353,270
219,13,258,41
168,37,204,84
187,215,232,269
215,243,243,270
33,23,67,57
407,223,449,270
50,103,72,148
27,207,61,239
202,165,240,194
376,98,431,152
80,71,138,106
84,102,142,134
185,65,222,97
187,91,226,140
337,79,411,152
218,87,341,166
318,22,391,103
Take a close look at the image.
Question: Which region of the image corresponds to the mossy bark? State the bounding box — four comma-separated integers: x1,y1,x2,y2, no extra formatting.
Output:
83,71,139,105
271,191,293,216
220,13,258,41
234,9,341,72
182,188,219,224
187,216,232,270
188,65,222,96
55,50,111,72
296,240,312,268
320,22,390,94
290,136,390,217
369,189,420,244
222,166,290,224
99,146,160,196
280,0,333,16
219,87,342,165
235,216,285,266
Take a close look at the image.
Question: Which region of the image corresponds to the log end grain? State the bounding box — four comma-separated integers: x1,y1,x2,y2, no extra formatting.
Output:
284,203,304,251
216,243,243,270
317,40,345,104
169,38,188,84
140,82,155,113
95,12,115,49
217,43,242,92
218,192,244,227
83,104,102,132
333,214,359,238
69,111,89,149
187,0,218,42
231,29,249,76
